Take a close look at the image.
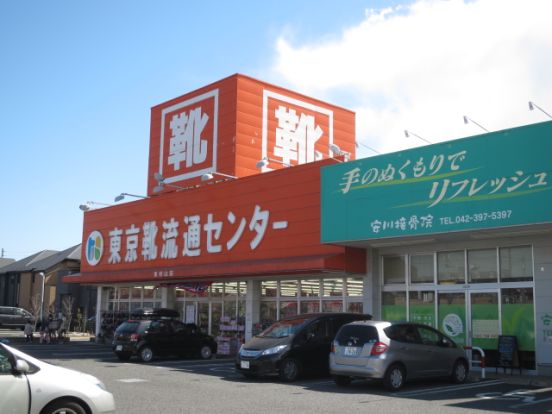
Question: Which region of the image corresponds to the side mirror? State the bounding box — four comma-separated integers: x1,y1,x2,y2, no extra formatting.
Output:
14,359,30,374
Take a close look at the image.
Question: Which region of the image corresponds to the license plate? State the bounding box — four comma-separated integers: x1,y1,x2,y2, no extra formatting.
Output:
240,360,250,369
116,345,123,351
344,346,360,356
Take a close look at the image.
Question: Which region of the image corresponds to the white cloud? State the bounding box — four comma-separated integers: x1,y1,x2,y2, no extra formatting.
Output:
273,0,552,157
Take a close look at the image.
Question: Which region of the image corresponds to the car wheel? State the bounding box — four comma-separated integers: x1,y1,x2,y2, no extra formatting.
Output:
116,352,132,361
139,346,154,362
200,345,213,359
43,399,87,414
334,375,352,387
450,359,468,383
279,358,300,382
383,364,405,391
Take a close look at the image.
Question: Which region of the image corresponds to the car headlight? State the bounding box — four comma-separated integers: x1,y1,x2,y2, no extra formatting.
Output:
261,345,288,356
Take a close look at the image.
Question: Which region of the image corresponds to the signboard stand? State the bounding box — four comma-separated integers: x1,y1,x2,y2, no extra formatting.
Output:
496,335,521,375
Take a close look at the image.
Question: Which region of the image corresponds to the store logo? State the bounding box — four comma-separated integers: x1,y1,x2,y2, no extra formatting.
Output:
542,314,552,326
86,231,104,266
442,314,463,337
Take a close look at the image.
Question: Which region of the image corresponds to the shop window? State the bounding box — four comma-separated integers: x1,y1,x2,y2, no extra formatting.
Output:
211,303,222,337
383,256,406,285
130,302,141,311
143,286,155,299
382,292,407,320
501,288,535,353
175,288,186,299
300,280,320,297
280,280,298,297
409,291,435,327
347,302,363,314
410,254,434,284
261,281,278,297
260,302,277,329
322,300,343,313
119,287,130,300
211,283,224,297
107,288,115,300
224,282,238,296
323,278,343,297
131,287,142,300
500,246,533,282
238,282,247,297
437,251,465,284
346,277,363,297
300,301,320,314
280,301,298,319
468,249,498,283
198,303,209,333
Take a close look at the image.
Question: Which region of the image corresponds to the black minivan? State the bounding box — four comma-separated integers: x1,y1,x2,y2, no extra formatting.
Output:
235,313,372,381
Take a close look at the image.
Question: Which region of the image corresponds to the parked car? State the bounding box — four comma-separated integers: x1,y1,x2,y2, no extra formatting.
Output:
0,342,115,414
112,311,217,362
329,320,469,391
0,306,35,330
236,312,372,382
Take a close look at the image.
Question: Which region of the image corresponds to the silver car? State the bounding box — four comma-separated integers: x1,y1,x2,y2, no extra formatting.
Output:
329,320,469,391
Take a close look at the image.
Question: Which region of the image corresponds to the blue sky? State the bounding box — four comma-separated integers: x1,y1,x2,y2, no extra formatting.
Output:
1,0,551,260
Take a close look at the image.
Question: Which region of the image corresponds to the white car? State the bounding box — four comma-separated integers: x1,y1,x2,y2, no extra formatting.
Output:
0,342,115,414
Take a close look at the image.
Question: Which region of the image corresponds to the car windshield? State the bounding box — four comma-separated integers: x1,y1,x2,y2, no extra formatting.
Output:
257,318,310,338
115,321,150,334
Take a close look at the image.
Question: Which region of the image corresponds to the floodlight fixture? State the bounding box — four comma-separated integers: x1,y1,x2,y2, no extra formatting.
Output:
404,130,432,144
256,157,291,169
201,171,237,182
528,101,552,119
329,143,350,161
463,115,489,132
114,192,147,202
79,201,111,211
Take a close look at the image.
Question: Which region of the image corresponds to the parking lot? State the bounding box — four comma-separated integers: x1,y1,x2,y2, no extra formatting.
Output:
5,337,552,414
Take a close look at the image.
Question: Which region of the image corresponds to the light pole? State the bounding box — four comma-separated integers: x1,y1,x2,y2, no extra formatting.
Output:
38,272,45,324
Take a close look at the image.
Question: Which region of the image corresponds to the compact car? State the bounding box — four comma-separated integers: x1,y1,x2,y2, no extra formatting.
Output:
0,342,115,414
329,320,469,390
112,317,217,362
0,306,35,330
236,313,372,381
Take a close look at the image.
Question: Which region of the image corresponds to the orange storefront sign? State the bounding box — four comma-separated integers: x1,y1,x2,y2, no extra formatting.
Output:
147,74,355,195
70,74,363,284
77,159,364,284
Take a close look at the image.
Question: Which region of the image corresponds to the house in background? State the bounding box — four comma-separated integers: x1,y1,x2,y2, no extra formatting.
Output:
0,245,95,327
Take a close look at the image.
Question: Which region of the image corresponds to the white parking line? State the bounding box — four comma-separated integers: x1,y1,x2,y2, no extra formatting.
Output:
117,378,149,383
396,380,505,397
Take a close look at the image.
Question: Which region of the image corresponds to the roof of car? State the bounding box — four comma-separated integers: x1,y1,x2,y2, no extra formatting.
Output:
280,313,372,322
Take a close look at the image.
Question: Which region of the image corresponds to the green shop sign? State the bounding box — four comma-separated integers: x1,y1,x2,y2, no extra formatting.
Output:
322,121,552,242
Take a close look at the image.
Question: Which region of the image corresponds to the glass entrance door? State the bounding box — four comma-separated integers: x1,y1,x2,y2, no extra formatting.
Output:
469,291,500,350
438,292,466,347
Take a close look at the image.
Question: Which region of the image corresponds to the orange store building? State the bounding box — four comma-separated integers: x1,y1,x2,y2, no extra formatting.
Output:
67,74,368,354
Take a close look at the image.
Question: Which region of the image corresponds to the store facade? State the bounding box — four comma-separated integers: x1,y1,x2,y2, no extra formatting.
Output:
66,74,368,354
321,120,552,375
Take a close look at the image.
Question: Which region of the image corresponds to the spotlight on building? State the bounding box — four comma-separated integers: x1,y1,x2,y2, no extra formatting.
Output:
463,115,489,132
404,130,432,144
201,172,237,182
528,101,552,119
114,192,148,202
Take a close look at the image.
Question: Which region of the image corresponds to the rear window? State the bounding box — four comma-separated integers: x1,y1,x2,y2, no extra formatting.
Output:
335,325,379,346
115,321,150,334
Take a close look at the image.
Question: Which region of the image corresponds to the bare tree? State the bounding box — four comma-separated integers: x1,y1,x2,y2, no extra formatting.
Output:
61,296,75,333
30,293,42,329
